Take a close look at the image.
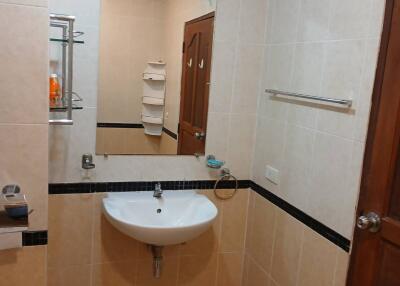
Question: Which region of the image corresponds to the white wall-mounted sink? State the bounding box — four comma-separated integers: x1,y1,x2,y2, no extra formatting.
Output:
102,190,218,246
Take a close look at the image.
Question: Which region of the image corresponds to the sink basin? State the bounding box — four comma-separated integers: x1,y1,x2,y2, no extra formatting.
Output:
102,190,218,246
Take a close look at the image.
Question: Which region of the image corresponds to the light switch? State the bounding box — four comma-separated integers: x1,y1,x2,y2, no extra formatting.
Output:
265,165,280,185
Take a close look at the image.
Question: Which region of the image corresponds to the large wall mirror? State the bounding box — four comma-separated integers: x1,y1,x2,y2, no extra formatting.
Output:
96,0,216,156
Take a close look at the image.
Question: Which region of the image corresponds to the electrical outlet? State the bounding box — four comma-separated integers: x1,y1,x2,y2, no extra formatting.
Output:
265,165,280,185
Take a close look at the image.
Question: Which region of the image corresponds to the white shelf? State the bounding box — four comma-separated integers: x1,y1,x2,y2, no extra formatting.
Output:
148,61,166,65
143,96,164,105
144,129,163,136
143,73,165,81
141,62,166,136
142,115,163,125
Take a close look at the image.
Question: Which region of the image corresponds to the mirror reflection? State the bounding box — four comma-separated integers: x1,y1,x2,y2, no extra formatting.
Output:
96,0,216,155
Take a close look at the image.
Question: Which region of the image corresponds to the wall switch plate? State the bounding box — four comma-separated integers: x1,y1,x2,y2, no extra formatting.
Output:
265,165,280,185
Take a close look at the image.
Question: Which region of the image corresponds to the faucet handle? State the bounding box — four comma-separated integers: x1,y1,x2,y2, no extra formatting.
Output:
155,182,162,190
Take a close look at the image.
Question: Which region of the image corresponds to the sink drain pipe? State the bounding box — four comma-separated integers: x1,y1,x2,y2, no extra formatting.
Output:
151,245,164,278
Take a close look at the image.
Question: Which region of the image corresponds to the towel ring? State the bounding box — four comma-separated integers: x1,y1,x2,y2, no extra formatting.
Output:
213,168,238,200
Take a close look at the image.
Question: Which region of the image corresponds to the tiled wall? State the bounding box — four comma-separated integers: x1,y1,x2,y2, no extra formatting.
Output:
251,0,385,239
242,192,348,286
97,0,165,124
242,0,386,285
162,0,215,134
48,0,260,183
96,128,177,155
1,0,386,285
0,0,48,284
47,189,249,286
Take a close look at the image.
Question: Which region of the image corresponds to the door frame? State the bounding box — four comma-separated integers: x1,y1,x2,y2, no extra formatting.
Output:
177,11,215,155
347,0,398,284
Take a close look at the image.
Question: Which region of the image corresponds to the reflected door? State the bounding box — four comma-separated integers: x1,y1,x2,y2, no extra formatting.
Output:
348,1,400,285
178,13,214,155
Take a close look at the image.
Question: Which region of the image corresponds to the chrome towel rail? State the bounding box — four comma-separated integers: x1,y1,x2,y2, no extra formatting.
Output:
265,89,353,108
213,168,238,200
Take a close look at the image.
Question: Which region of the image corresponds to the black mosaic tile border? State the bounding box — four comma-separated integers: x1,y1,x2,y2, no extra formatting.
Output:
22,231,48,246
97,123,144,129
49,180,251,194
162,127,178,140
48,180,350,252
250,181,351,252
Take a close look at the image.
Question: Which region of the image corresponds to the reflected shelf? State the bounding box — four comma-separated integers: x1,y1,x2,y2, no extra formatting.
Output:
49,105,83,112
49,38,84,44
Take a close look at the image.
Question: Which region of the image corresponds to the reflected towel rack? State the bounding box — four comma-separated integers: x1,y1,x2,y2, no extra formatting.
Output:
265,89,353,108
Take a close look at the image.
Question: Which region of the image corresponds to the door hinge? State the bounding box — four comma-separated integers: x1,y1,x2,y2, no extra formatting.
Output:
182,42,185,53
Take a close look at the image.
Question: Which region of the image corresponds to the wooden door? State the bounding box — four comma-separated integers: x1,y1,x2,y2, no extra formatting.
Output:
348,1,400,285
177,13,214,155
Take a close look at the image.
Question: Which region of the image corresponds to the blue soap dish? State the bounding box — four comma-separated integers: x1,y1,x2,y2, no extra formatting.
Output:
206,155,225,169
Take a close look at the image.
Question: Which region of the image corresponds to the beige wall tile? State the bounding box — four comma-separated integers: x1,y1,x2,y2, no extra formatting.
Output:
48,264,92,286
296,0,330,42
226,114,256,178
177,254,218,286
334,249,350,286
138,243,180,259
48,194,94,267
290,42,324,106
308,132,355,238
246,193,275,272
231,44,263,114
271,208,304,286
238,0,268,44
205,112,230,159
244,191,255,248
208,42,235,113
216,253,244,286
0,246,46,285
136,257,178,286
93,194,139,264
280,124,315,211
93,261,136,286
0,4,48,124
0,0,47,6
251,116,286,194
102,128,129,155
0,124,48,230
328,0,370,40
213,0,240,43
267,0,301,44
219,189,249,252
96,127,177,155
297,228,337,286
242,254,270,286
96,128,105,154
252,0,385,243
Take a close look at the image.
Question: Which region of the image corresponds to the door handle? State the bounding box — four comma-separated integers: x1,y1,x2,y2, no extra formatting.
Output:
194,132,206,140
357,212,381,233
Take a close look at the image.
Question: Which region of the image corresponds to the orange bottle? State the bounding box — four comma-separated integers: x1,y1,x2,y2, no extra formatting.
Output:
49,74,60,107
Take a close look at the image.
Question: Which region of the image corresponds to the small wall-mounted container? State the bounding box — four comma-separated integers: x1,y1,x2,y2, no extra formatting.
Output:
206,155,225,169
1,185,29,220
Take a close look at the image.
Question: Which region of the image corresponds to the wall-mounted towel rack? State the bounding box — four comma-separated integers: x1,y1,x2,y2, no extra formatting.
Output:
265,89,353,108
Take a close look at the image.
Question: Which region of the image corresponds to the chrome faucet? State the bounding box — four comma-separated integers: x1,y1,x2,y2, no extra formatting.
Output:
153,183,163,199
